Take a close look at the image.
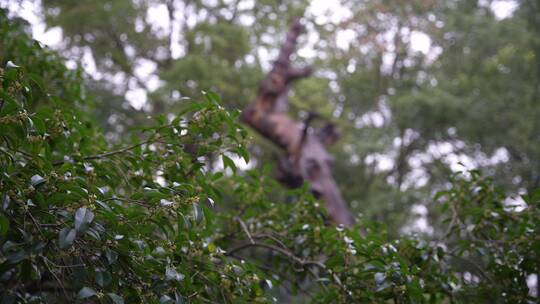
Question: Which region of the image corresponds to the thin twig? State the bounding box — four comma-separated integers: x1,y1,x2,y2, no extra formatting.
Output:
41,257,70,299
43,257,86,269
52,139,154,166
443,204,459,238
227,252,314,297
447,252,493,283
101,196,149,207
0,147,14,162
252,233,289,249
235,217,254,244
226,240,325,269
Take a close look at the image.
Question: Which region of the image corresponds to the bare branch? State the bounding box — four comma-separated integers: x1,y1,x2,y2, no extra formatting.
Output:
226,240,325,269
241,18,355,227
235,216,254,244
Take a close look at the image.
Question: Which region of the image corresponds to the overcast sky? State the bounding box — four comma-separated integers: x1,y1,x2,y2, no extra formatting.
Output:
3,0,518,51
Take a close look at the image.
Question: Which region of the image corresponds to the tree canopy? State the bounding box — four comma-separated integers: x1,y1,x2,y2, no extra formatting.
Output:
1,1,540,303
20,0,539,233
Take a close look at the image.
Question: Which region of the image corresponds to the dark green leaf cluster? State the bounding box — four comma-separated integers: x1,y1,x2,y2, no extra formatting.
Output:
0,53,265,302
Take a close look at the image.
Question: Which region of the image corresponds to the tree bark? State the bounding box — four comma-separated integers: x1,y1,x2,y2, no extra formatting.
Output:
240,19,354,227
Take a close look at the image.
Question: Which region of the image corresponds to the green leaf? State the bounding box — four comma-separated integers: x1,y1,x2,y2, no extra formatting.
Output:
74,207,94,233
30,175,45,187
48,193,74,205
406,279,423,300
222,155,236,173
58,228,76,249
0,92,20,115
95,200,112,212
177,101,203,116
0,215,9,237
165,266,184,281
77,287,97,299
0,293,16,304
174,292,186,304
96,270,112,287
204,91,221,104
5,61,20,69
434,191,448,200
28,73,45,91
232,146,250,163
192,204,203,224
31,116,46,135
160,295,174,304
107,293,124,304
105,249,118,265
60,184,89,200
7,250,27,264
145,189,169,201
375,281,392,292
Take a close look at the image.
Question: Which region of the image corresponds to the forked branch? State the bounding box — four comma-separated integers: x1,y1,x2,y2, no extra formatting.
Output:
241,18,354,226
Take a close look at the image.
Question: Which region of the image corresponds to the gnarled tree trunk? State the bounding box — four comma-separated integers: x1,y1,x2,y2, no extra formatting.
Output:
241,19,354,227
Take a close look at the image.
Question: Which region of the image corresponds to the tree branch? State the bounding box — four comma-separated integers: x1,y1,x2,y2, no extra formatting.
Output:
52,139,154,166
240,18,354,226
226,240,325,269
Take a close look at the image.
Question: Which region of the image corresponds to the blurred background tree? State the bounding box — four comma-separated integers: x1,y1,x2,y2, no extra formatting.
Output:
3,0,538,236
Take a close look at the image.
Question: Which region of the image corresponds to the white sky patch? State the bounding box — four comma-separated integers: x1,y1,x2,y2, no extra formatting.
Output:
490,147,509,164
359,111,385,128
411,204,428,216
257,47,272,71
427,141,456,157
146,3,170,38
410,31,431,54
528,274,538,297
365,153,394,172
447,153,477,172
81,46,100,78
146,75,164,92
403,139,512,190
402,204,434,235
336,29,356,50
144,1,187,59
504,194,527,212
111,72,128,90
490,0,518,20
134,59,157,80
421,141,509,173
2,0,107,82
154,170,167,187
125,88,147,110
297,25,320,59
354,101,389,128
124,44,137,58
307,0,352,25
238,14,255,27
3,0,166,111
6,0,521,71
2,0,63,47
170,2,186,59
35,25,62,46
236,0,254,11
381,52,396,74
402,167,429,189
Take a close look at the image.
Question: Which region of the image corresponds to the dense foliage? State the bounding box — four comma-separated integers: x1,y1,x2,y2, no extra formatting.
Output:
14,0,537,235
1,11,539,303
